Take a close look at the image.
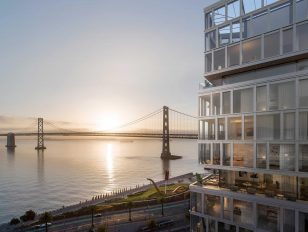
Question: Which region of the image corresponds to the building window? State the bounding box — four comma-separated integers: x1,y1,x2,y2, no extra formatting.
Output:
232,21,240,43
228,117,242,140
252,11,269,36
269,81,295,110
257,204,280,231
223,197,232,220
200,95,210,116
228,0,240,20
264,31,280,58
205,53,212,73
202,119,215,140
213,143,221,165
223,143,231,166
283,28,293,54
214,6,226,25
244,116,254,140
205,11,213,29
212,93,220,115
298,59,308,71
264,0,278,6
257,144,267,169
191,192,202,213
205,194,221,218
269,144,295,171
219,25,231,46
218,222,236,232
299,79,308,107
299,211,308,232
233,199,254,226
233,88,253,113
205,30,216,52
227,43,240,67
242,0,262,14
242,37,261,63
296,0,308,23
299,144,308,172
233,144,253,168
222,91,231,114
199,143,211,165
218,118,225,140
214,48,225,70
283,209,295,232
299,112,308,140
269,2,292,31
256,114,280,140
297,22,308,51
256,85,267,111
283,112,295,140
242,17,253,39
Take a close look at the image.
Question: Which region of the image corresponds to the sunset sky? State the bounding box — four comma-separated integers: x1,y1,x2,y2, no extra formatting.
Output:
0,0,217,129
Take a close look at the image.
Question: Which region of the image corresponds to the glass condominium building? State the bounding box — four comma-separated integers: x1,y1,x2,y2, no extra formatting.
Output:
190,0,308,231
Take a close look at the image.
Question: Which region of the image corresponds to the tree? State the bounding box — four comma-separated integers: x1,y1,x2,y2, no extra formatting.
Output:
9,218,20,225
39,212,53,232
89,205,98,232
20,210,36,222
126,201,133,222
196,173,203,185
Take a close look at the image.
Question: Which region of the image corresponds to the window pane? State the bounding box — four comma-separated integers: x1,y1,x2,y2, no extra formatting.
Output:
228,117,242,140
283,28,293,54
212,93,220,115
256,86,267,111
297,22,308,51
199,143,211,164
299,112,308,140
242,17,253,39
218,118,225,140
299,211,308,232
269,144,295,171
284,113,295,140
243,0,262,14
296,0,308,23
223,197,232,220
256,114,280,140
223,144,231,166
222,91,231,114
204,119,216,140
252,11,269,36
299,144,308,172
205,53,212,73
265,0,278,6
264,31,280,58
283,209,295,232
233,88,253,113
205,12,214,29
298,59,308,71
228,0,240,20
244,116,254,140
257,204,280,231
232,22,240,43
191,192,202,213
227,44,240,67
214,6,226,25
205,30,216,52
214,48,225,70
269,2,292,31
269,81,295,110
205,194,221,217
299,79,308,107
200,95,210,116
233,144,253,168
219,25,231,46
213,143,220,165
242,38,261,63
234,200,254,226
257,144,267,169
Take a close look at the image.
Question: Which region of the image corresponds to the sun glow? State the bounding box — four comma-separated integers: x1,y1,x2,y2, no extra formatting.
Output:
95,114,119,131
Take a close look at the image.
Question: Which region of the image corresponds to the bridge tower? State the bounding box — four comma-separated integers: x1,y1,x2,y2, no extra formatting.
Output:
35,118,46,150
161,106,171,159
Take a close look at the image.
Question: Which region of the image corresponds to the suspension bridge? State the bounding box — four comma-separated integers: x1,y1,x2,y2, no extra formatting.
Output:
2,106,198,159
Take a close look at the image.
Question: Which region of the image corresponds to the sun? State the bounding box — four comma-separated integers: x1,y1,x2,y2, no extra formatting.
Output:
95,114,119,131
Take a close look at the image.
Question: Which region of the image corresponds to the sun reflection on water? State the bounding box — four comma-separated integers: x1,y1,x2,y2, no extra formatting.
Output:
106,143,114,182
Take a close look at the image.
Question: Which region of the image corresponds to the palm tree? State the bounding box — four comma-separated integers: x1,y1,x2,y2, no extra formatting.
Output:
126,201,133,222
39,212,52,232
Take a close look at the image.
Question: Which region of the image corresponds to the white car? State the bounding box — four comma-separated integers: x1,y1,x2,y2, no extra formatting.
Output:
40,222,52,228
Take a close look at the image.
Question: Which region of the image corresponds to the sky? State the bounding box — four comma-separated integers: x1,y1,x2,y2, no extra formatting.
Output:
0,0,217,130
